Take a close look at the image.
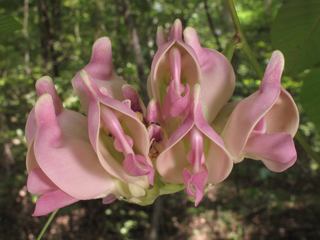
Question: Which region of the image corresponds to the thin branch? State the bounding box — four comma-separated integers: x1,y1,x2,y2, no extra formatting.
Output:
36,210,58,240
24,0,30,75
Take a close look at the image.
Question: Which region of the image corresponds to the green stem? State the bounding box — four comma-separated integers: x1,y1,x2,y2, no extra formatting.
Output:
226,0,264,79
36,210,58,240
221,35,237,62
226,0,320,163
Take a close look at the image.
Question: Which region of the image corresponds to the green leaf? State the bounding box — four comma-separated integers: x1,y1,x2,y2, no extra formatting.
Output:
300,68,320,133
0,15,22,35
271,0,320,75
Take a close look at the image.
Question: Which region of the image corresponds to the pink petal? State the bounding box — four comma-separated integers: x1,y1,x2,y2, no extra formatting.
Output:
184,27,235,123
182,166,208,206
156,26,168,47
26,141,40,172
251,117,267,135
25,77,63,145
122,85,143,113
148,21,201,121
123,154,154,184
157,85,233,184
146,99,158,124
102,194,117,204
34,94,114,200
72,38,126,113
27,168,58,195
35,76,63,115
32,190,79,216
187,127,205,173
81,71,153,184
190,85,233,183
156,118,194,183
264,86,299,136
147,124,162,142
221,51,285,157
25,108,36,146
243,133,297,172
162,81,190,120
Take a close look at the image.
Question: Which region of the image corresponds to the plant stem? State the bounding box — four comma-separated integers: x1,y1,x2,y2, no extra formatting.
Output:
225,0,320,164
36,210,58,240
226,0,264,79
221,35,238,62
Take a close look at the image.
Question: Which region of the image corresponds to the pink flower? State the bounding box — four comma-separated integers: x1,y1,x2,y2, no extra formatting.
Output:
148,19,235,136
72,37,127,114
80,70,154,186
157,85,233,205
25,77,116,216
212,51,299,172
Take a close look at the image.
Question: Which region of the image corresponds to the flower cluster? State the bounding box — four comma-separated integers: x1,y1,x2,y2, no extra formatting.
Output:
25,19,299,216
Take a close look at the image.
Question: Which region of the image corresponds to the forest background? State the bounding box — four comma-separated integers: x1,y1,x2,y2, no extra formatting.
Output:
1,0,320,239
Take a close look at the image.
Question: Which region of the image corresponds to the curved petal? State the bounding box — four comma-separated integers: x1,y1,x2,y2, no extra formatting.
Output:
148,20,201,121
32,190,79,216
221,51,285,158
34,94,115,200
81,71,153,185
264,86,299,136
26,141,40,172
25,108,36,146
183,166,208,206
243,133,297,172
25,76,63,145
72,37,127,113
157,85,233,184
156,117,194,183
122,85,143,113
191,85,233,183
156,26,168,47
184,27,236,123
27,168,58,195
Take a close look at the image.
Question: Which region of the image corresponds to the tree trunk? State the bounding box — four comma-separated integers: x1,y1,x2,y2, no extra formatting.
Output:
149,196,163,240
24,0,30,75
39,0,60,77
122,0,148,104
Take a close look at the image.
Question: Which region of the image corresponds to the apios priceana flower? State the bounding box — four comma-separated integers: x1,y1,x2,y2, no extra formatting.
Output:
156,85,233,206
212,51,299,171
149,19,235,204
25,77,117,216
147,19,235,136
25,20,299,215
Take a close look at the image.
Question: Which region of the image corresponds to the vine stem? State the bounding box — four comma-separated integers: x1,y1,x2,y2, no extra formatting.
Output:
225,0,320,164
36,210,59,240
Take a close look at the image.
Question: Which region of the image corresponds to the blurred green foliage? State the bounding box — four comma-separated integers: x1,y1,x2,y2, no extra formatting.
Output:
1,0,320,239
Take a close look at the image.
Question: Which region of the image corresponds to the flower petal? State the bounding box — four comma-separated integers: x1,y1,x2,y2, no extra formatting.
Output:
182,166,208,206
27,168,58,195
221,51,285,158
25,77,63,145
184,27,235,123
81,71,153,185
243,133,297,172
34,94,115,200
72,37,126,113
32,190,78,216
191,85,233,183
122,85,143,113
